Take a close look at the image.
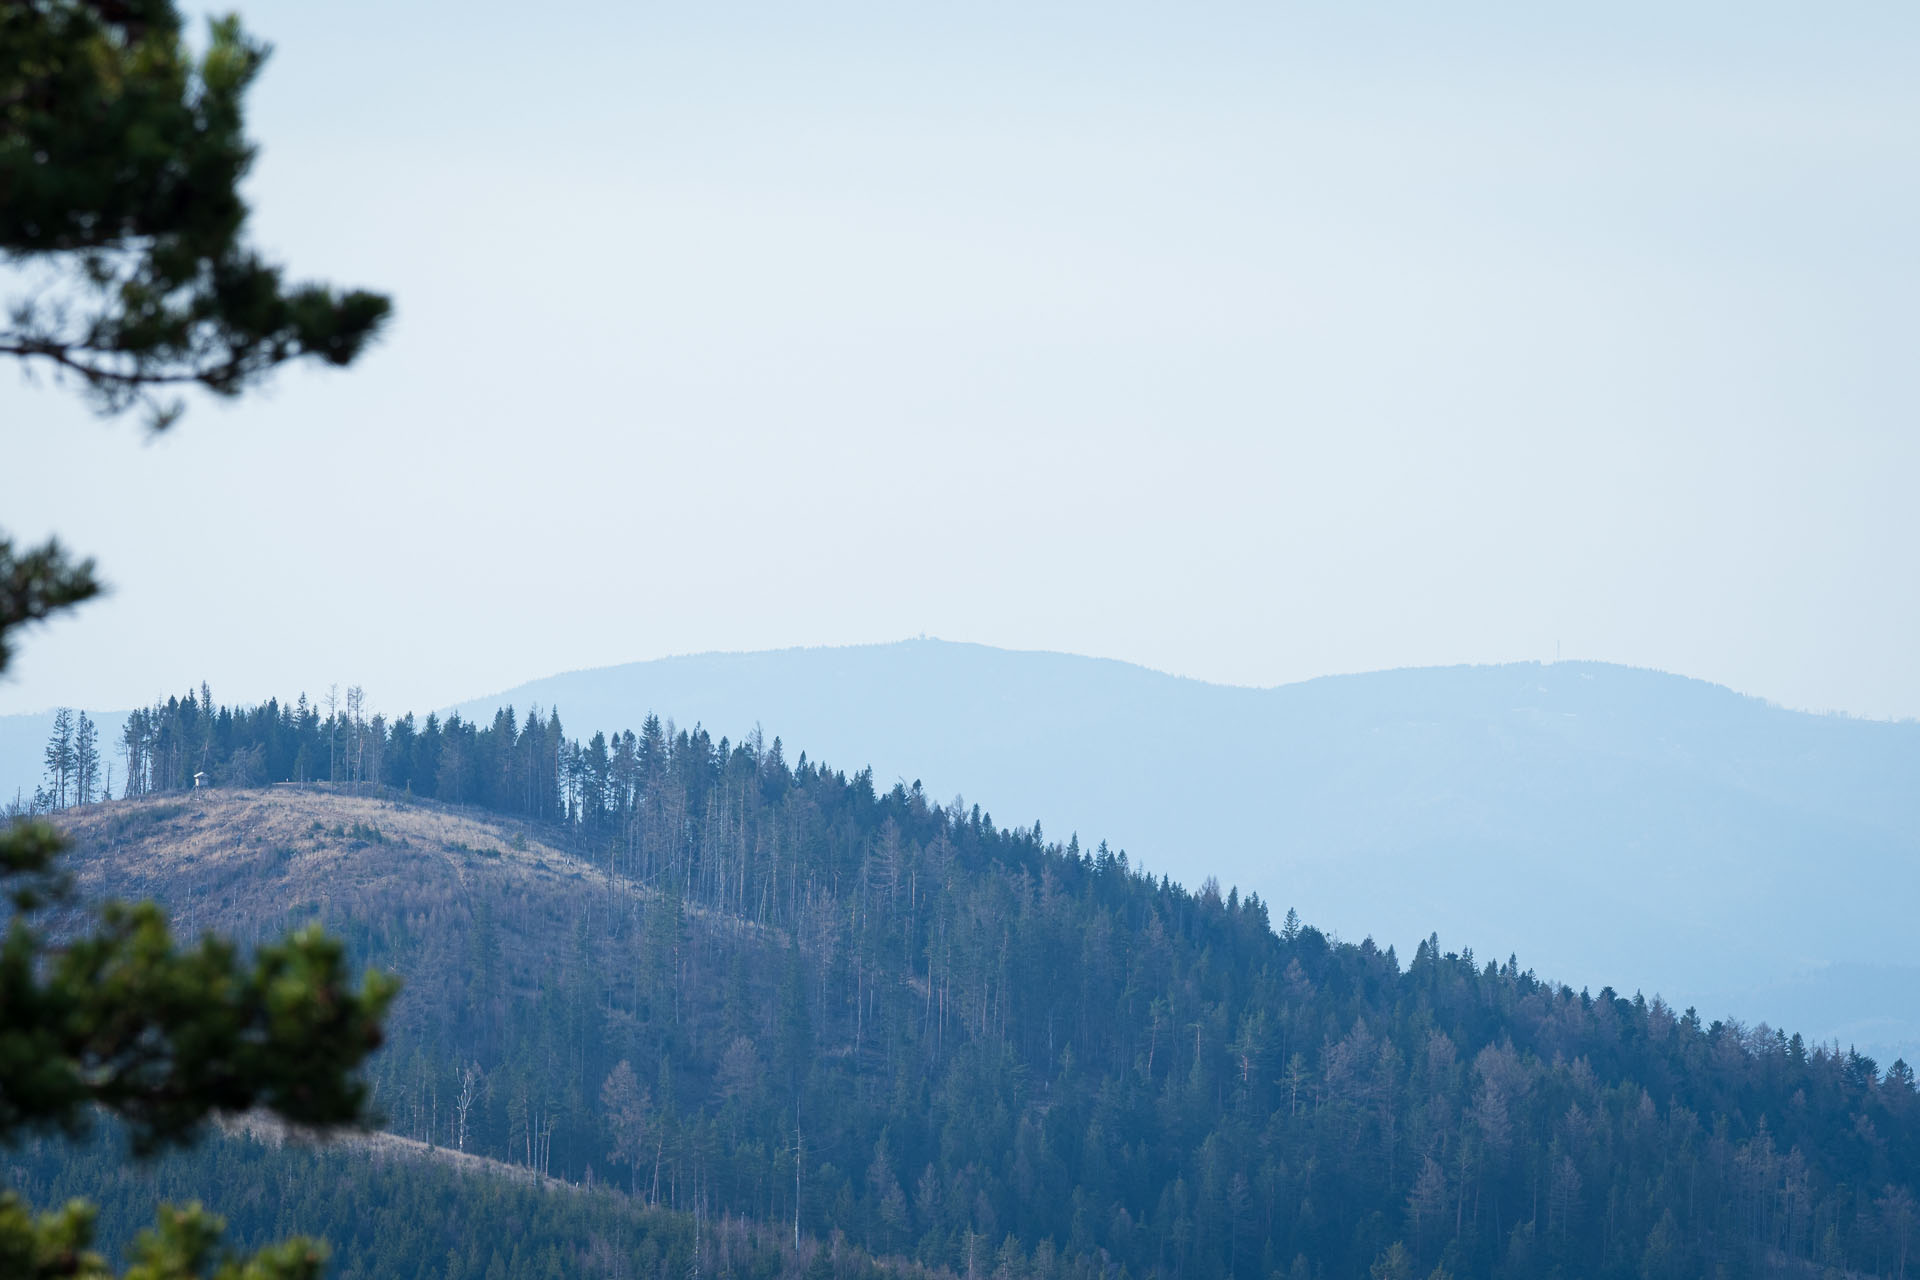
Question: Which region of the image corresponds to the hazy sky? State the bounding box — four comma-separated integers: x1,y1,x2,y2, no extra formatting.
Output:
5,1,1918,719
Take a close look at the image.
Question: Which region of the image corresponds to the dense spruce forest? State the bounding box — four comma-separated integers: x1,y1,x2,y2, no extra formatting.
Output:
27,687,1920,1279
12,1126,937,1280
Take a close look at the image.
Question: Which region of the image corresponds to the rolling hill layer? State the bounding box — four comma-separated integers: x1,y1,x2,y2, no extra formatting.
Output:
12,641,1918,1059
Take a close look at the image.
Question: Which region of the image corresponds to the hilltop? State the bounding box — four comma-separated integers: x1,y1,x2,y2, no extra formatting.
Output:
61,785,610,937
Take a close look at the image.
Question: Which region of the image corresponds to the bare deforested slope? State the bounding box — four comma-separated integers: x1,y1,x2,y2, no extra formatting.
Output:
56,785,762,1066
61,784,582,908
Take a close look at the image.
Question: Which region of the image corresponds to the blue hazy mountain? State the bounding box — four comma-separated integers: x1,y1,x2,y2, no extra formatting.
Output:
448,640,1920,1063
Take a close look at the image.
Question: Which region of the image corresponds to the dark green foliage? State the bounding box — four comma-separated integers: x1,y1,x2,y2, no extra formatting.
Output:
1,903,396,1154
69,691,1920,1279
0,535,99,676
0,1,391,427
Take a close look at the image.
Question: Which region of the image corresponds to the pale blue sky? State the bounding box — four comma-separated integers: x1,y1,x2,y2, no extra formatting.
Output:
4,1,1918,718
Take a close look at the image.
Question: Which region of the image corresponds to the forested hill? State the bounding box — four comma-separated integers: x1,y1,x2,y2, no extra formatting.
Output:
448,642,1920,1062
11,645,1920,1062
50,766,1920,1280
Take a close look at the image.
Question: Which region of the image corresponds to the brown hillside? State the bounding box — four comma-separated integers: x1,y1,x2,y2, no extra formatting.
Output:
57,784,586,911
48,785,750,1094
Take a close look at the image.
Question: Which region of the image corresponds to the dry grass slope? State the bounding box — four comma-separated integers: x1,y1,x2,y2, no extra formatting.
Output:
49,785,698,1057
59,784,585,905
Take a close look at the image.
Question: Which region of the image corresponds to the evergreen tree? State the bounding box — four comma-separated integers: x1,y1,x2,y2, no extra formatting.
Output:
0,0,391,429
41,709,73,811
74,711,100,807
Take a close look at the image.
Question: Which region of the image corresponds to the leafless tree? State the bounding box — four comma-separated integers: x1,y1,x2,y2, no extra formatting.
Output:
454,1063,482,1153
324,685,341,782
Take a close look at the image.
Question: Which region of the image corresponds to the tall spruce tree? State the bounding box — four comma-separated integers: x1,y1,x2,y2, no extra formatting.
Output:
73,712,98,807
40,709,73,811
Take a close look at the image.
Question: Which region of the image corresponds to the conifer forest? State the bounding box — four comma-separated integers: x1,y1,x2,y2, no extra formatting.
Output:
17,688,1920,1279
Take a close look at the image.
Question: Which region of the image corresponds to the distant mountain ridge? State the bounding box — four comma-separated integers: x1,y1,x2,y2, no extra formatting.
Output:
446,640,1920,1059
